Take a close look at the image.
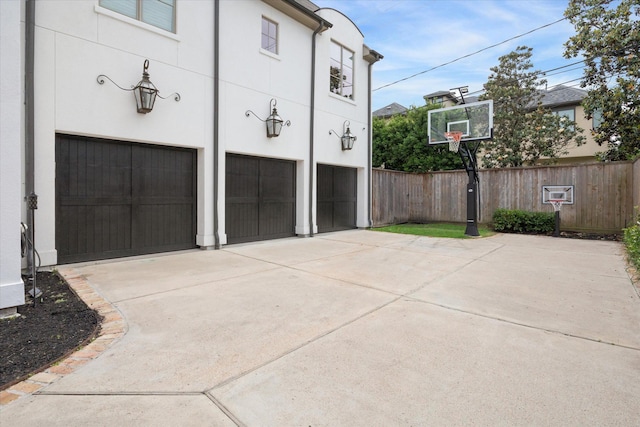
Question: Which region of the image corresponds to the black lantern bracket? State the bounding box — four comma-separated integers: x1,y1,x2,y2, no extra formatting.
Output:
329,120,357,150
97,59,180,114
245,98,291,138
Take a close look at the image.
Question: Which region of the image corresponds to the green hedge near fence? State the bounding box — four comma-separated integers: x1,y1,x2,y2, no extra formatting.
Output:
624,218,640,272
492,208,555,234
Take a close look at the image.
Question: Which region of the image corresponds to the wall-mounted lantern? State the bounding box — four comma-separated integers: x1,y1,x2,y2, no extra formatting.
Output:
245,98,291,138
329,120,357,150
97,59,180,114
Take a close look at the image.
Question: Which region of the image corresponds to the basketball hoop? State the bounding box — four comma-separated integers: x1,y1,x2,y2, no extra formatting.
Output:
550,200,563,212
444,131,463,152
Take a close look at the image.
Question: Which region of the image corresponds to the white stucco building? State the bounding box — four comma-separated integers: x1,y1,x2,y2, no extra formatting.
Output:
0,0,381,314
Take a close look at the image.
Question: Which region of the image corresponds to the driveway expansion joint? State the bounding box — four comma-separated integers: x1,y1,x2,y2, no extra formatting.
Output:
405,295,640,351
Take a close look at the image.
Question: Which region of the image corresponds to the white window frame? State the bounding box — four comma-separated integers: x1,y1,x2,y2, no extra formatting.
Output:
99,0,176,33
261,16,278,55
330,41,354,100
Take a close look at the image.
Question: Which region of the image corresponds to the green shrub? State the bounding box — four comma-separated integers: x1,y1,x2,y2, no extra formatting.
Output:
492,208,555,234
623,214,640,271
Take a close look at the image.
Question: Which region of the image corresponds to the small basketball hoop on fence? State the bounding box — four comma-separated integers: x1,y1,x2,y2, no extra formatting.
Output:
444,131,463,152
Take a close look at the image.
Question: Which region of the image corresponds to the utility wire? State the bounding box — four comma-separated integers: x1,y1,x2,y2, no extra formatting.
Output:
373,1,607,92
373,16,568,91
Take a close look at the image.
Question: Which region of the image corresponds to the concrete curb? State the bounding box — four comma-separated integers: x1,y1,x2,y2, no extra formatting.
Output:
0,268,126,407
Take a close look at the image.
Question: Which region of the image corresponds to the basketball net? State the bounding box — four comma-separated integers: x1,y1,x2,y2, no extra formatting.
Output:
550,200,563,212
444,131,463,152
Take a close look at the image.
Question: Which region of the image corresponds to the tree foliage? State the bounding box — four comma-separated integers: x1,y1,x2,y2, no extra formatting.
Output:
372,106,463,172
564,0,640,161
480,46,586,168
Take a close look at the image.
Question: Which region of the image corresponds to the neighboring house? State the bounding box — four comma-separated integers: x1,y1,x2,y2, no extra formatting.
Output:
423,90,459,107
372,102,408,119
535,85,600,164
0,0,382,315
423,90,479,107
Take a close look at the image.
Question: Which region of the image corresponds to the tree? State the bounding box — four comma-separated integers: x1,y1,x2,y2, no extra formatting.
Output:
372,106,463,173
564,0,640,161
479,46,586,168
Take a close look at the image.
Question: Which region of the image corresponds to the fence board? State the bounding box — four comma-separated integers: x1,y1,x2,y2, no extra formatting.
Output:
372,159,639,233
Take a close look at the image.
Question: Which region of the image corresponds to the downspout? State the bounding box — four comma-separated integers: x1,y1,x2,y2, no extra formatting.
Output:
366,50,383,228
213,0,221,249
25,1,35,203
25,0,35,248
367,62,373,228
308,21,325,237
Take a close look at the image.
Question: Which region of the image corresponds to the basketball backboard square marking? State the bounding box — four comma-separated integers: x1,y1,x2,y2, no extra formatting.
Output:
447,120,469,136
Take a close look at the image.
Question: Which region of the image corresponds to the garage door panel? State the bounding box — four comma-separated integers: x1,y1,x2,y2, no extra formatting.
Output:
334,202,356,229
57,204,133,263
317,164,357,233
226,154,295,244
225,203,260,242
56,135,196,264
260,202,295,238
333,168,357,198
135,203,195,250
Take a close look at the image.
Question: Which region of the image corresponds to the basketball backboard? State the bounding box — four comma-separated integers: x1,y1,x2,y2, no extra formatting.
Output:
428,100,493,144
542,185,574,204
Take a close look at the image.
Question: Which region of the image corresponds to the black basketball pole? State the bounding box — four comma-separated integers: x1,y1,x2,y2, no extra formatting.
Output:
458,144,480,237
452,88,480,237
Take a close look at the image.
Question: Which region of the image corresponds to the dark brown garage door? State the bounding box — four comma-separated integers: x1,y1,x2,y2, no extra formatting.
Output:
226,154,296,244
55,134,196,264
317,164,357,233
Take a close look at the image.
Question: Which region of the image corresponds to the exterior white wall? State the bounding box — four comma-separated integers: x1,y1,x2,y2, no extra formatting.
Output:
315,8,372,228
218,3,374,237
0,0,26,310
31,0,215,264
218,0,317,238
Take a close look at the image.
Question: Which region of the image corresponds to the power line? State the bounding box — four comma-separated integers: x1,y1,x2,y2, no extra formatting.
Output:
373,16,569,92
373,1,608,93
450,62,588,100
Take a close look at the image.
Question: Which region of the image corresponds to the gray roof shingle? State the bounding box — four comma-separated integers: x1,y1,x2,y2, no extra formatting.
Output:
373,102,408,118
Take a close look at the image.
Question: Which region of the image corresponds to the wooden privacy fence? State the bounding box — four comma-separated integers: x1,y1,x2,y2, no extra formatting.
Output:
372,158,640,233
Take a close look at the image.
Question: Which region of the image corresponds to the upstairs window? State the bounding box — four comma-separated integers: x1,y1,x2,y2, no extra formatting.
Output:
553,108,576,131
100,0,176,33
330,41,354,99
592,109,603,129
261,17,278,54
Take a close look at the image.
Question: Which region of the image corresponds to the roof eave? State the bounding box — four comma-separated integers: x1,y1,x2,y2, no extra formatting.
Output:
264,0,332,31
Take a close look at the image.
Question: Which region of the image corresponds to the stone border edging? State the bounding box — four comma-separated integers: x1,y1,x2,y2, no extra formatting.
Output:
0,268,126,407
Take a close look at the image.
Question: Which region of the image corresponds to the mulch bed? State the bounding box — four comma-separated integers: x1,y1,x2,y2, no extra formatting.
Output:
0,272,100,390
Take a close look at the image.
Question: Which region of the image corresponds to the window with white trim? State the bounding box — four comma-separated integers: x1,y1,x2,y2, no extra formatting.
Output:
100,0,175,32
330,41,354,99
261,17,278,54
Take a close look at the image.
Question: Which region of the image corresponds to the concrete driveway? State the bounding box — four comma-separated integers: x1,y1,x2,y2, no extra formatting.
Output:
2,230,639,426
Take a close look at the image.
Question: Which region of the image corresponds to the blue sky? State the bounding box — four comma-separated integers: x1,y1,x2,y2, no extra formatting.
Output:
314,0,585,111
